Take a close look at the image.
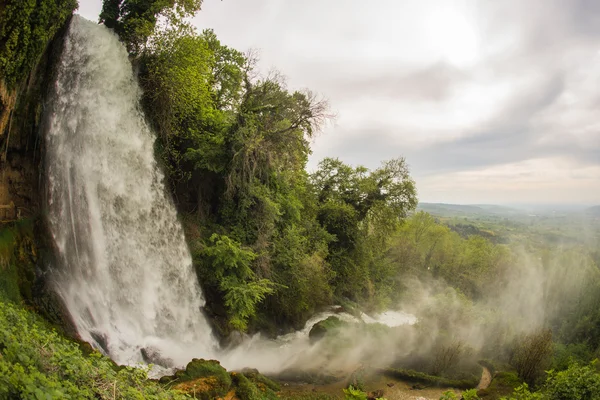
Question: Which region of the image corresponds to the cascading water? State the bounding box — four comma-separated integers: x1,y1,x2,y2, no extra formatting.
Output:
45,16,217,369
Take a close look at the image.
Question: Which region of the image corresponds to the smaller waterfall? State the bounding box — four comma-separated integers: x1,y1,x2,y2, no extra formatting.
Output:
45,16,217,369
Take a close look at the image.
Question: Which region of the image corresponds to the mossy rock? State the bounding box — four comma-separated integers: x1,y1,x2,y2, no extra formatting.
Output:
172,376,229,399
241,368,281,392
308,316,345,342
160,358,232,390
232,372,278,400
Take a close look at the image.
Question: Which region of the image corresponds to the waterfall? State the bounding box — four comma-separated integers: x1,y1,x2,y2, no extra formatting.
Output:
45,16,217,369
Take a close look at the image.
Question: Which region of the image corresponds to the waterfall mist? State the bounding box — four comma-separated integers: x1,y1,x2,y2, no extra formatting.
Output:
45,16,217,369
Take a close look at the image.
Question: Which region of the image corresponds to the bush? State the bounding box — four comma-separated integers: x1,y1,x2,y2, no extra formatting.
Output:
463,388,480,399
342,385,367,400
439,391,458,400
551,343,594,371
173,358,232,386
231,371,281,400
545,361,600,400
0,298,188,399
510,329,553,386
431,340,466,376
501,383,544,400
242,368,281,392
0,0,77,87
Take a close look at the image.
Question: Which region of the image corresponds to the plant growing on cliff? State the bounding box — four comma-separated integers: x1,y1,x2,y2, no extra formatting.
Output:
100,0,203,54
0,297,189,399
202,233,276,331
0,0,77,88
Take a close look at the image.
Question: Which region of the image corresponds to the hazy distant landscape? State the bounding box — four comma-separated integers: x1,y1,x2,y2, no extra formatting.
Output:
417,202,600,246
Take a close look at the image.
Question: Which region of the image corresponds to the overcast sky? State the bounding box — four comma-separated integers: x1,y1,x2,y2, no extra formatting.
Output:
77,0,600,205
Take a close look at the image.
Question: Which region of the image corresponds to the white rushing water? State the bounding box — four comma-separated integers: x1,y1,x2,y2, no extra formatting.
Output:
45,16,218,368
219,307,417,374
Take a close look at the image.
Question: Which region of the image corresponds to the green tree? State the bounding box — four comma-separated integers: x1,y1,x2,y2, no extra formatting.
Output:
201,234,275,331
312,157,417,306
510,329,553,386
545,362,600,400
100,0,202,54
0,0,78,87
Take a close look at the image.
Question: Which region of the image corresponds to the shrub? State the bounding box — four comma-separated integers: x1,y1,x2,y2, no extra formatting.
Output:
439,391,458,400
501,383,545,400
0,298,188,399
0,0,77,88
545,361,600,400
463,388,480,399
510,329,553,386
342,385,367,400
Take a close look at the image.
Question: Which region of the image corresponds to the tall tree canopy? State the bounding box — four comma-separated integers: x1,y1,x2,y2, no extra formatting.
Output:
100,0,202,54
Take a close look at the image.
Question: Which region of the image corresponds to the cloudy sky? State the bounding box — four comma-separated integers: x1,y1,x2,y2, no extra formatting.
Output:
77,0,600,205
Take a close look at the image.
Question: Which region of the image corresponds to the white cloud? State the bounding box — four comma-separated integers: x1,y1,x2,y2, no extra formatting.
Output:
75,0,600,204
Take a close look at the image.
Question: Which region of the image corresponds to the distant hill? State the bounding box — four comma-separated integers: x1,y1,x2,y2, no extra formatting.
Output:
585,205,600,216
417,202,520,217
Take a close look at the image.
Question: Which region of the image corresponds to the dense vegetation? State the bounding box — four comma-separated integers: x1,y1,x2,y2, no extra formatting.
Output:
2,0,600,398
0,0,77,88
104,0,420,335
0,295,191,399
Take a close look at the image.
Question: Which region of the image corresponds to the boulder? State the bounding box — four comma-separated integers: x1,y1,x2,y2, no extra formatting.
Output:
140,347,174,368
367,389,384,400
308,316,345,342
172,376,229,400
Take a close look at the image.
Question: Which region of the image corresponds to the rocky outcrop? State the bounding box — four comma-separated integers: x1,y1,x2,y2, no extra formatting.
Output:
0,5,76,335
308,316,345,342
0,20,71,222
159,359,280,400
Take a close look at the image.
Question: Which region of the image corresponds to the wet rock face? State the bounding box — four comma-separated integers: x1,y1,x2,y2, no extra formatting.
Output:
0,14,73,223
140,347,174,369
0,84,39,223
308,316,345,343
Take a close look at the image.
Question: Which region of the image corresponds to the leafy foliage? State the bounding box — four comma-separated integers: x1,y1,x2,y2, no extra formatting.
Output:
312,157,417,306
0,0,77,87
545,362,600,400
138,13,338,331
439,391,458,400
462,388,480,400
100,0,202,54
343,385,367,400
201,234,275,330
0,297,189,399
501,383,545,400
